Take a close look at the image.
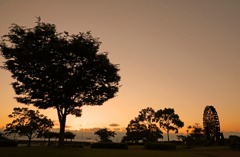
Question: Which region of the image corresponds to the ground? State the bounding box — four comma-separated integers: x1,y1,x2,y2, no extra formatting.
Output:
0,146,239,157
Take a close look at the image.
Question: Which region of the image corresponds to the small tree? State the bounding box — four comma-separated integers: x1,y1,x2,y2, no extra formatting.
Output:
94,128,116,142
38,131,59,146
0,18,120,147
185,123,205,145
155,108,184,141
122,107,163,143
122,119,148,143
65,131,76,141
4,107,53,146
189,123,204,139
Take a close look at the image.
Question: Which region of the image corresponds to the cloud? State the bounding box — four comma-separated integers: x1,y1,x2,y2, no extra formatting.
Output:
109,123,120,127
79,128,101,132
112,127,126,132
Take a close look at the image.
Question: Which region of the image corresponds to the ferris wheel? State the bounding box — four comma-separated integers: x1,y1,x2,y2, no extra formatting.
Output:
203,105,222,142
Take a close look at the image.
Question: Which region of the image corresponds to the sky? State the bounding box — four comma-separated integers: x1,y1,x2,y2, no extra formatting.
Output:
0,0,240,138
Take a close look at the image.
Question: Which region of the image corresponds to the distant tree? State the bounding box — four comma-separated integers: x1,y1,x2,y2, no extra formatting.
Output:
122,119,148,143
177,135,186,142
38,131,59,146
184,123,206,145
0,18,120,147
155,108,184,141
94,128,116,142
189,123,204,140
65,131,76,141
186,125,192,136
4,107,53,146
122,107,163,143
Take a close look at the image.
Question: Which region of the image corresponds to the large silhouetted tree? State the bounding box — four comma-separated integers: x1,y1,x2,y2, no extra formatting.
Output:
0,18,121,147
4,107,53,146
155,108,184,141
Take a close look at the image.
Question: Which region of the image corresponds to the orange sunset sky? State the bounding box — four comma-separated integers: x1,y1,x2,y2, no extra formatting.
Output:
0,0,240,136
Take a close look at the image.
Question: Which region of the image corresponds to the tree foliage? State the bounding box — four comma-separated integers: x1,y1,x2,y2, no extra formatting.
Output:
38,131,59,146
155,108,184,141
188,123,204,139
185,123,206,145
0,18,120,146
38,131,75,146
94,128,116,142
4,107,53,146
64,131,76,141
122,107,163,143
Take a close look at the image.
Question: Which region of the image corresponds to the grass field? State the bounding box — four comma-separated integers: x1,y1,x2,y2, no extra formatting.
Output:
0,146,239,157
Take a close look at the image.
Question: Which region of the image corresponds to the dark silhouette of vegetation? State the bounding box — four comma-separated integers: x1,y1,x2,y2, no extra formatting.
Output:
4,107,53,146
0,17,120,147
38,131,59,146
122,107,163,143
94,128,116,142
0,134,18,147
229,135,240,149
177,123,208,146
122,107,184,143
188,123,204,140
155,108,184,141
65,131,76,141
38,131,75,146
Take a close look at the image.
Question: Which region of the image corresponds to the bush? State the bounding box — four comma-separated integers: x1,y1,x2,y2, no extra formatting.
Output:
229,135,240,149
144,143,176,150
91,142,128,149
0,139,18,147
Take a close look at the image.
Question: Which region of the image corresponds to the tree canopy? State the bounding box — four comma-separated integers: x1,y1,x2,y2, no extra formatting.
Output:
155,108,184,141
0,18,121,147
94,128,116,142
4,107,53,146
123,107,184,143
122,107,163,143
64,131,76,141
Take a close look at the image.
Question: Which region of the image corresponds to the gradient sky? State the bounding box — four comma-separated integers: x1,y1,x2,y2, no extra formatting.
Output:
0,0,240,135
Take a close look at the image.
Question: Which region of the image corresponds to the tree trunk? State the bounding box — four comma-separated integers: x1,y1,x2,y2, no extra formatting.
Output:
57,108,67,147
167,130,170,142
58,115,66,147
48,137,51,146
28,137,32,147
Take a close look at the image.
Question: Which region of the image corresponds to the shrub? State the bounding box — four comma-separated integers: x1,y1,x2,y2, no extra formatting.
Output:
144,143,176,150
229,135,240,149
0,139,18,147
91,142,128,149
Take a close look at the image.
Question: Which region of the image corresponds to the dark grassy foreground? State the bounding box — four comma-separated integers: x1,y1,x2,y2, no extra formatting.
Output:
0,146,240,157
